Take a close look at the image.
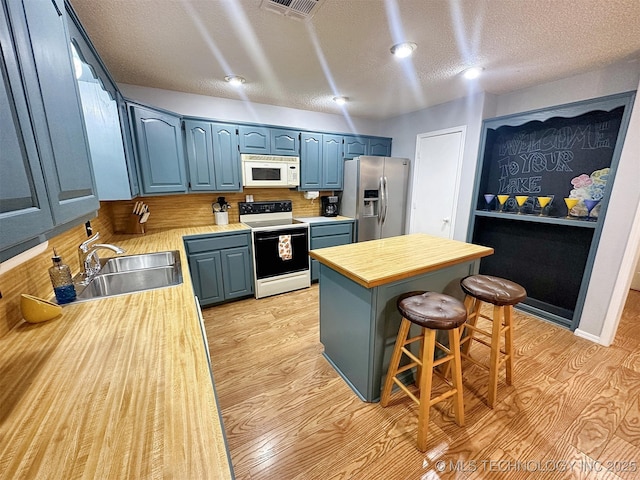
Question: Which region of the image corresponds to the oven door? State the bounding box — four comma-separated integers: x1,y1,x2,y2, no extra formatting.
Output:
253,227,309,279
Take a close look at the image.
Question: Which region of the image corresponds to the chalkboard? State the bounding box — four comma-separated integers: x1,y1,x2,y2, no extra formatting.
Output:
469,91,635,331
477,106,625,217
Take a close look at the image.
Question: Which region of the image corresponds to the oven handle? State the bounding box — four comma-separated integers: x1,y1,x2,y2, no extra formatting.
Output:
255,232,308,242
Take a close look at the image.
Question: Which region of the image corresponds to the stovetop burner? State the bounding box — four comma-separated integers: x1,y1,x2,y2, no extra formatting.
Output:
239,200,309,232
243,219,300,229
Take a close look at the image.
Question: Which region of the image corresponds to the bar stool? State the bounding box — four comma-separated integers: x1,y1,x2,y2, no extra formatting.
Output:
459,274,526,408
381,291,467,451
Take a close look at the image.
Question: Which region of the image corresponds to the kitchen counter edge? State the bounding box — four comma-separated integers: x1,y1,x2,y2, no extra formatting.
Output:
0,224,247,479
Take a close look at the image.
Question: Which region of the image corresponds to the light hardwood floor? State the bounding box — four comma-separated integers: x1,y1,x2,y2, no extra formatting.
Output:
203,287,640,480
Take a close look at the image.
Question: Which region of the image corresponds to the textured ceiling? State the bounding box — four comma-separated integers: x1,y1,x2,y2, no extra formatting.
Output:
68,0,640,120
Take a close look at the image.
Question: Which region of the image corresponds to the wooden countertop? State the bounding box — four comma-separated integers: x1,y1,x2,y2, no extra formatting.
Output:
309,233,494,288
0,224,248,479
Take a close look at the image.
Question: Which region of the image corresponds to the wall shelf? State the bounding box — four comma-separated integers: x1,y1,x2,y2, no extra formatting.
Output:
468,91,636,330
473,210,599,229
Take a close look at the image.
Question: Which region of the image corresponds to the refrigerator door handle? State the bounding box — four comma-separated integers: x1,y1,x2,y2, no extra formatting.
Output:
382,176,389,224
379,176,385,224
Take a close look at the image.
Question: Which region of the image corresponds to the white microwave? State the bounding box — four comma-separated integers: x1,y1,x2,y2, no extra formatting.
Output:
241,154,300,188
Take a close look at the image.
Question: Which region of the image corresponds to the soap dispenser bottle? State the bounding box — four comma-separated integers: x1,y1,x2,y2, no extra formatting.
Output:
48,248,76,304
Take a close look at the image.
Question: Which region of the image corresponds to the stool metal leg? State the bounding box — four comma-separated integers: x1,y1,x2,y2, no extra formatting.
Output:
417,329,436,451
381,318,412,407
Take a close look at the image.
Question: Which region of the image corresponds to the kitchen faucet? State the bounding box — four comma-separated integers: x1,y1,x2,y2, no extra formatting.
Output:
78,232,125,283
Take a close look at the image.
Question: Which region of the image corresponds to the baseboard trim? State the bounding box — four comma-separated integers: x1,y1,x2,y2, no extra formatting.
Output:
574,328,604,345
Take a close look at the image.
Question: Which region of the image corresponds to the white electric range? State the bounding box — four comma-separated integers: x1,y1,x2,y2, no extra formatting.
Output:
239,200,310,299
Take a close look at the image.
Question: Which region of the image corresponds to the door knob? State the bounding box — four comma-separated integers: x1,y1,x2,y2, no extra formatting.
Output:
443,218,450,223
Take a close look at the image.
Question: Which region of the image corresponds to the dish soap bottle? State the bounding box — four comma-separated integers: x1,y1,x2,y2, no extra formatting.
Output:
49,248,76,304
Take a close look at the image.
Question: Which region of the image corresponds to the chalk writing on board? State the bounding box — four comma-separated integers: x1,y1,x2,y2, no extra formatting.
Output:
493,121,616,195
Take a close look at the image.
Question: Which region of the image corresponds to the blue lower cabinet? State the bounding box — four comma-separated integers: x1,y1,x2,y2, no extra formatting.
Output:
185,232,254,306
310,221,354,281
220,246,253,299
188,251,225,305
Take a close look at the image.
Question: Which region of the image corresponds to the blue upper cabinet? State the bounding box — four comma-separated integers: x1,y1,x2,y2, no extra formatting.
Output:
300,132,344,190
0,2,54,253
13,0,99,225
184,120,241,192
66,6,139,201
343,135,392,159
211,122,241,191
368,137,392,157
322,134,344,190
130,104,187,195
239,125,301,155
300,132,322,189
271,128,299,155
344,136,368,159
238,125,270,154
185,119,214,191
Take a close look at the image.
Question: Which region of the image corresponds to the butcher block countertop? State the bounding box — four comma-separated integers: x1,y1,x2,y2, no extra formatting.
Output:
0,224,249,479
309,233,494,288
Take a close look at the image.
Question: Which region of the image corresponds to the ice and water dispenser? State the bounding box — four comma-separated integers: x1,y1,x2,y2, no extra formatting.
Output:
363,190,379,217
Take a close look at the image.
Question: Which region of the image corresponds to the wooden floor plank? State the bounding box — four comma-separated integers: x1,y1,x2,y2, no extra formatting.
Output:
203,287,640,480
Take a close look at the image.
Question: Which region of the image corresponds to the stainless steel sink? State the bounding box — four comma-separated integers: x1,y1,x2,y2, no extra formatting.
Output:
76,266,182,300
72,250,183,302
99,250,178,273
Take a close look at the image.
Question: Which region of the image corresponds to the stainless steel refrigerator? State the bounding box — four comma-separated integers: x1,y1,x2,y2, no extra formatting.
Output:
340,156,410,242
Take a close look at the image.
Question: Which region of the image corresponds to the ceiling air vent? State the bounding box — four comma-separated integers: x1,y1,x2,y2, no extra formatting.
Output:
260,0,326,21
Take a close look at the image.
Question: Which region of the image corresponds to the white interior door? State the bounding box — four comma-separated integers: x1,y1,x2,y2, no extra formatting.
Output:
410,126,466,238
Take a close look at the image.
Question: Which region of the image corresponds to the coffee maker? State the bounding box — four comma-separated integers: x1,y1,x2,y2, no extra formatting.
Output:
321,195,339,217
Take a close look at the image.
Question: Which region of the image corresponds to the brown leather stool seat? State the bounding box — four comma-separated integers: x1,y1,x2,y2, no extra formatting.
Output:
461,275,527,306
381,292,467,451
458,274,526,408
398,292,468,330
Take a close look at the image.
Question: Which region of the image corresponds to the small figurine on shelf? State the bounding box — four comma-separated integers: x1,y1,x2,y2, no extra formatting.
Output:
536,196,552,216
483,194,495,211
497,195,509,213
515,196,528,215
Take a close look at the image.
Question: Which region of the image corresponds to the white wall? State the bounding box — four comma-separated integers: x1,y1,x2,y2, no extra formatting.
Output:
119,83,382,136
380,92,489,240
494,61,640,116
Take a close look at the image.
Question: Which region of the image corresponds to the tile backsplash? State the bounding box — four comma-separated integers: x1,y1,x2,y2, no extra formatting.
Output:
107,189,333,233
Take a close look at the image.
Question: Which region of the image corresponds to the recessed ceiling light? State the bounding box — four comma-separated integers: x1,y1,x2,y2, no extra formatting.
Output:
462,67,484,80
390,42,417,58
333,96,347,105
224,75,246,87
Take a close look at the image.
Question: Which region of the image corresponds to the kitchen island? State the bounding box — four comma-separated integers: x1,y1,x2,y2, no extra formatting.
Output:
309,233,493,402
